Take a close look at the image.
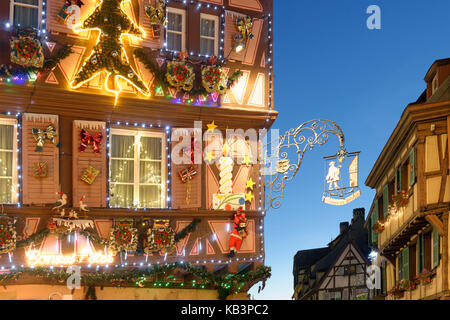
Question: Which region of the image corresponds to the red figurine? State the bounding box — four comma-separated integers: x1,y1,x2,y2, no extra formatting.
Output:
228,206,248,258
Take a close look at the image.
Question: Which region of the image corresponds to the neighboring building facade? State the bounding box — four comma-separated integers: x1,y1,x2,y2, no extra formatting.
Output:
365,58,450,300
293,208,370,300
0,0,276,300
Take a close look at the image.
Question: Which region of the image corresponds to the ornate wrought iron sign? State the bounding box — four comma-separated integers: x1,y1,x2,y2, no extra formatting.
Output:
262,119,360,210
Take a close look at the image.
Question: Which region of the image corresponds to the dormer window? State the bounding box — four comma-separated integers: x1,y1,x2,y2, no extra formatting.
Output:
432,74,439,95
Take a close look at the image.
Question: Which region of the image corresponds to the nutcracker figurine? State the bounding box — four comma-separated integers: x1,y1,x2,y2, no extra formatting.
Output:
228,207,248,258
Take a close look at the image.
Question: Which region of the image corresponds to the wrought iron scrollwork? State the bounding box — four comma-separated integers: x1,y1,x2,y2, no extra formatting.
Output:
262,119,347,210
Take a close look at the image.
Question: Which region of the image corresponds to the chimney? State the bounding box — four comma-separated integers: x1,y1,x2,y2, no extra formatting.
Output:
339,222,349,235
353,208,365,221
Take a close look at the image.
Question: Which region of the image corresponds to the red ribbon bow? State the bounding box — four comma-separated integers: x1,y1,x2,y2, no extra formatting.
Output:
79,129,102,154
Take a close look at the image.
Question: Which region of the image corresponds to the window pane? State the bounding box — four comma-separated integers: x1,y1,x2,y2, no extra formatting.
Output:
167,32,182,51
110,160,134,183
167,12,182,32
140,161,161,184
200,18,215,37
14,6,39,28
15,0,39,5
200,38,215,56
111,135,134,158
139,185,162,208
0,125,14,150
140,136,162,160
0,152,13,177
0,179,12,204
110,184,133,208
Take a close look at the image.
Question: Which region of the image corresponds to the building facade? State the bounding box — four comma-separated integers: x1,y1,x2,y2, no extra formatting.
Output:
292,208,370,300
0,0,276,300
366,58,450,300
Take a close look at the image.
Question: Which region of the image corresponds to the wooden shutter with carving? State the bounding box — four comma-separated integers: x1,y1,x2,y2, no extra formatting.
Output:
22,113,60,205
171,128,202,209
72,120,107,208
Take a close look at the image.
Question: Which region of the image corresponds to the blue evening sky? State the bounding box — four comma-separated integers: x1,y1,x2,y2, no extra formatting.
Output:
250,0,450,300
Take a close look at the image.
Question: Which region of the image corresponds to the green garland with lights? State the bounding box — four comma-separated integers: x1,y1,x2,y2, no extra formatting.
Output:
0,40,73,82
0,263,271,300
133,48,243,98
15,218,200,252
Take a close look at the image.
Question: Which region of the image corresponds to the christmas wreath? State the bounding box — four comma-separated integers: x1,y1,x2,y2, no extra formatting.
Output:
0,222,17,254
145,220,175,254
10,36,44,68
109,225,138,254
166,61,195,92
201,65,227,94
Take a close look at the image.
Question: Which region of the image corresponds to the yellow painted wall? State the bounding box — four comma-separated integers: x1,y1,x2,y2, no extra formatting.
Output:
0,285,222,300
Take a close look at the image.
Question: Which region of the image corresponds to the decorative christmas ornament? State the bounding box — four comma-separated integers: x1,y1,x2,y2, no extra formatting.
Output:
70,0,150,101
143,0,165,39
9,32,44,69
228,207,247,258
109,224,138,254
52,192,68,211
32,125,59,152
213,142,245,210
201,57,227,94
79,128,103,154
0,219,16,254
33,162,48,178
236,16,254,42
145,220,175,254
166,58,195,92
80,165,100,185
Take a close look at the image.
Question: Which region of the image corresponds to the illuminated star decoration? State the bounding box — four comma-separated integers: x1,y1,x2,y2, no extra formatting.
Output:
246,178,256,190
245,191,253,203
243,155,251,166
206,121,218,132
70,0,150,104
205,151,214,163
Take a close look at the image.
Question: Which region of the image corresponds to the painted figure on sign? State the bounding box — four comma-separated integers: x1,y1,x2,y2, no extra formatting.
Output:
228,207,248,258
326,161,341,190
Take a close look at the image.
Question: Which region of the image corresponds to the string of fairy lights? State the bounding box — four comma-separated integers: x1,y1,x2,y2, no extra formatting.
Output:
0,2,271,276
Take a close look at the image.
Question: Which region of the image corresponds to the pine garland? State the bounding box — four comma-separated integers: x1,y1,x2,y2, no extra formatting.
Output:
133,48,243,98
174,218,200,242
0,263,271,300
0,41,73,81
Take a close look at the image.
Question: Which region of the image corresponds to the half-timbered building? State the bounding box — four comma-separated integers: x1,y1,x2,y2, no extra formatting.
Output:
0,0,275,300
366,58,450,300
292,208,370,300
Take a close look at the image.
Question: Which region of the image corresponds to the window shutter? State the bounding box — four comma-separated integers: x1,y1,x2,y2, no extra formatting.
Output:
224,11,246,62
371,201,378,244
22,113,59,204
433,228,440,268
382,185,389,218
409,148,416,187
139,0,164,49
402,247,410,280
417,234,425,273
395,167,402,193
171,128,202,209
72,121,107,208
398,251,403,280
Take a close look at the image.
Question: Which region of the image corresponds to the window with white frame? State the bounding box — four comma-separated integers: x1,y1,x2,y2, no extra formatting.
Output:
166,7,186,52
10,0,42,29
0,118,18,204
109,129,166,209
200,14,218,56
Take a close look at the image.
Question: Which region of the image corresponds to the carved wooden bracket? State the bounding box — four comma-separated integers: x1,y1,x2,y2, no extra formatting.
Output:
425,214,445,236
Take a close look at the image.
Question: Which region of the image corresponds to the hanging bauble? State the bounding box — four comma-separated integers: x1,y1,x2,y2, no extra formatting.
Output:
91,56,97,64
111,50,118,57
117,24,122,30
128,71,134,78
